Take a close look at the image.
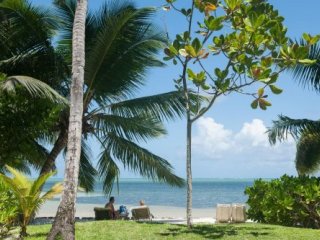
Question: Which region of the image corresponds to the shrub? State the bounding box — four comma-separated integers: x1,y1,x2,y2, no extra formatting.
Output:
245,175,320,228
0,180,18,238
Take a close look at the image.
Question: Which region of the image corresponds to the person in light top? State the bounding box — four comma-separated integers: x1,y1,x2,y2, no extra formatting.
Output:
139,200,145,206
139,199,154,218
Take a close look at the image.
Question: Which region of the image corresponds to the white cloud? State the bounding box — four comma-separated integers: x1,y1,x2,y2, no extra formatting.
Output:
235,119,269,148
193,117,296,165
194,117,233,157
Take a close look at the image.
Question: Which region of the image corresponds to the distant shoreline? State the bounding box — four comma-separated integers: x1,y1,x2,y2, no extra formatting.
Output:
43,178,270,182
38,201,217,219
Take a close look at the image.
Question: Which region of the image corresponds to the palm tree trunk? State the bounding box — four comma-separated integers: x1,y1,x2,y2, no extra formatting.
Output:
40,130,68,175
186,119,193,228
20,225,27,238
47,0,87,239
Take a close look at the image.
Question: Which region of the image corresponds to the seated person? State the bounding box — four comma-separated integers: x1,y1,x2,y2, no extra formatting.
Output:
105,196,119,219
139,199,154,218
139,200,145,206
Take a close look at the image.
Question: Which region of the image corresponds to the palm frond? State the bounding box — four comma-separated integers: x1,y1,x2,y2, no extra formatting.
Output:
29,171,55,197
295,133,320,175
96,139,120,194
1,75,68,103
40,182,63,200
268,115,320,144
108,91,187,121
78,140,97,192
70,1,167,103
23,140,49,170
0,174,27,197
291,40,320,91
4,165,31,190
0,157,32,174
0,0,67,86
90,112,166,142
104,133,185,188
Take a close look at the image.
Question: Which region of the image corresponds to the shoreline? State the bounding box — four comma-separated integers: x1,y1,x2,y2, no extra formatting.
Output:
37,201,216,219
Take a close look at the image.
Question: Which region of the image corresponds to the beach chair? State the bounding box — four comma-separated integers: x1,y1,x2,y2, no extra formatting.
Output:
231,204,246,223
131,206,152,221
93,207,113,220
216,204,231,223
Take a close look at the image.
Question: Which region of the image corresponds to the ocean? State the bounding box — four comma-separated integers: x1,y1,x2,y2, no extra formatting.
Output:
44,179,254,208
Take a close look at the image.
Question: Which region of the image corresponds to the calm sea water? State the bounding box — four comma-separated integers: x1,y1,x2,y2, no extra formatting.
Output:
43,179,254,208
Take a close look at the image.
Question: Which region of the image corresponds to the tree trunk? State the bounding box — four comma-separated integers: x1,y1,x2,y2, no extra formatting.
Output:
20,225,27,238
186,119,193,228
181,57,193,228
40,130,68,175
47,0,87,239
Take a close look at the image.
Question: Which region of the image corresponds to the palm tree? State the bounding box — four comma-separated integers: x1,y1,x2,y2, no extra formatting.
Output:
0,0,67,88
0,166,63,237
39,0,186,193
268,42,320,174
1,0,186,192
0,0,67,173
47,0,88,238
48,0,187,238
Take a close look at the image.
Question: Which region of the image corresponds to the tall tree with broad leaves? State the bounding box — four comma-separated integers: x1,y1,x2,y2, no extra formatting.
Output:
269,40,320,175
161,0,318,227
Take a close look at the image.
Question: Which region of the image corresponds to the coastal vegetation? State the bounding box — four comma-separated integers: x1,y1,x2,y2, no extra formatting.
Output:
0,166,62,238
0,0,320,239
162,0,319,227
0,0,185,192
1,0,187,238
245,175,320,228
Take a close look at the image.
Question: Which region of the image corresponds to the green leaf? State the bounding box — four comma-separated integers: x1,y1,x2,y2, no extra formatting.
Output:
269,85,283,94
298,59,317,65
258,88,264,97
251,99,258,109
192,38,202,53
169,45,178,55
259,98,272,110
254,14,266,28
187,68,197,80
185,45,197,57
204,16,224,31
303,33,311,42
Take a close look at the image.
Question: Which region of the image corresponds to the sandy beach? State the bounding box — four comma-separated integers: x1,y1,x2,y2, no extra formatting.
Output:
37,200,216,223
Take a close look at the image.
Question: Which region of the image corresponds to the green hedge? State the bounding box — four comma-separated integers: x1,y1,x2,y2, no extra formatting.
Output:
245,175,320,229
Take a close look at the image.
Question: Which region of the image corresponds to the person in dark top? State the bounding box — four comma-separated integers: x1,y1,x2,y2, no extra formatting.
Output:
105,196,119,219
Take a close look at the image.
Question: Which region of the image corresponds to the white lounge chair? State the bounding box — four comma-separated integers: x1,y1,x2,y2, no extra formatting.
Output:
216,204,231,223
131,206,152,221
231,203,246,223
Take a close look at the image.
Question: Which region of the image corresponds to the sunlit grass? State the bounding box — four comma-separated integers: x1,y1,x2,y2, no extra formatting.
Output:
25,221,320,240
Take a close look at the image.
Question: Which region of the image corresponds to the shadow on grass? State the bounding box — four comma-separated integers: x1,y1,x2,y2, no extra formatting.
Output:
29,232,48,238
157,224,274,239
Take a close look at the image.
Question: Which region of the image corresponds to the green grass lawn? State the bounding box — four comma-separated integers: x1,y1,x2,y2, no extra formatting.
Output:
24,221,320,240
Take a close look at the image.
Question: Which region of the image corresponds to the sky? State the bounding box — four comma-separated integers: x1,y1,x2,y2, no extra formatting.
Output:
31,0,320,179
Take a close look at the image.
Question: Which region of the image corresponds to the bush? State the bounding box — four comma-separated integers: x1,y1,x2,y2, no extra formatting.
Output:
245,175,320,228
0,180,18,238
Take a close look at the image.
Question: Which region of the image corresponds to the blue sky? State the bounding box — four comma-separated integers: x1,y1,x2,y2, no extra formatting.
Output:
31,0,320,178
